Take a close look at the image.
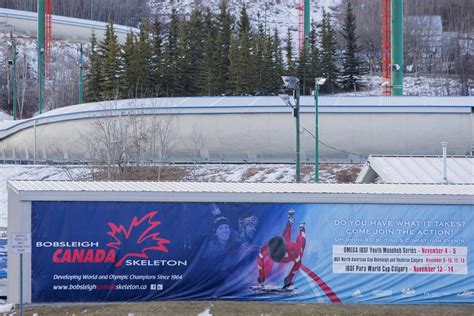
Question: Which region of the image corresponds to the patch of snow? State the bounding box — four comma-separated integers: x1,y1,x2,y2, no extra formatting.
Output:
0,303,14,313
0,111,12,122
198,308,212,316
341,75,465,96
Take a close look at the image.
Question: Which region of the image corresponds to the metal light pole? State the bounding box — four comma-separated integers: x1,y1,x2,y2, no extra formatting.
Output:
89,0,93,20
295,87,301,183
281,76,301,183
79,43,84,104
314,78,326,183
391,0,404,96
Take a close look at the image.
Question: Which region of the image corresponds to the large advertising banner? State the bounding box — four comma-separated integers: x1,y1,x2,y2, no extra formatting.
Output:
31,202,474,303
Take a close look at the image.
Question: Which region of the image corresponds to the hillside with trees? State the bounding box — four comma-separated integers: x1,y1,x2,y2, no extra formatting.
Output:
0,0,472,117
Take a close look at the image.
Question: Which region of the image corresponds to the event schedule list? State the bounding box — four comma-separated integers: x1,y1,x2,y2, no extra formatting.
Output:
332,245,468,274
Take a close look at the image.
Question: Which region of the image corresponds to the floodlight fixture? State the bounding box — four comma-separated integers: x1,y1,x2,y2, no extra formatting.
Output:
281,76,300,90
315,77,327,86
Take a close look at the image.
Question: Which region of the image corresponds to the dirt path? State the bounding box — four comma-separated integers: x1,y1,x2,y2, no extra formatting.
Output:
22,301,474,316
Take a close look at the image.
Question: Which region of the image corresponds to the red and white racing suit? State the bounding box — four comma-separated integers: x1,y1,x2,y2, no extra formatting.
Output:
257,221,306,286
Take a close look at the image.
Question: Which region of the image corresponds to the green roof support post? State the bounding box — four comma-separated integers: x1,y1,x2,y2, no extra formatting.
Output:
38,0,45,114
79,43,84,104
391,0,403,96
304,0,310,41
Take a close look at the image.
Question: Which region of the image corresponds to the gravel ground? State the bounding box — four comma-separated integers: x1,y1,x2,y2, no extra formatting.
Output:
19,301,474,316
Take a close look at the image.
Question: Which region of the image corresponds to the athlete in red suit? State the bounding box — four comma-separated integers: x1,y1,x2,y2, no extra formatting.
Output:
257,210,306,288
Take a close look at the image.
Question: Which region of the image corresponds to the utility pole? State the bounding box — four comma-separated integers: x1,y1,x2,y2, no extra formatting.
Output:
314,83,319,182
314,78,326,183
38,0,45,114
295,88,301,183
79,43,84,104
391,0,403,96
281,76,302,183
304,0,310,40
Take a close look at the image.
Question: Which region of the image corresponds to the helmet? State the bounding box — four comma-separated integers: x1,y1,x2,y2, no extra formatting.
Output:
268,236,286,262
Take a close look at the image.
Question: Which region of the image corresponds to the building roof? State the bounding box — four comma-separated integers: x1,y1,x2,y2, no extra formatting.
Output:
356,155,474,184
8,181,473,205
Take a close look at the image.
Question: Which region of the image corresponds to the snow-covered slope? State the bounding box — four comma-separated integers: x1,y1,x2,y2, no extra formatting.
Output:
0,112,11,122
150,0,342,42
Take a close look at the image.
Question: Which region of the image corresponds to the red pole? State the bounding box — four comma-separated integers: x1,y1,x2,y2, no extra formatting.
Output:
381,0,391,96
297,0,304,53
45,0,52,77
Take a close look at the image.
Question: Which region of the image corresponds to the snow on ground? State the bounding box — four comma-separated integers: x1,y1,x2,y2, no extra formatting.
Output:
0,163,360,228
0,165,90,228
0,32,85,81
198,307,212,316
0,111,11,122
337,75,465,96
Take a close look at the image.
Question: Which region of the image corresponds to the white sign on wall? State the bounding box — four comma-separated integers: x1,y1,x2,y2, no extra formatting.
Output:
11,233,31,254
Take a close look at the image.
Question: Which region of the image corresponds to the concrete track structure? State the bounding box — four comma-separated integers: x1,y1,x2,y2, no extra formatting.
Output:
0,96,473,163
0,8,138,43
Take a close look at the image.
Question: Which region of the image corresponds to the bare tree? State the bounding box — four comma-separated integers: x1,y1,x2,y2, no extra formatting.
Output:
48,43,81,110
126,100,149,167
82,101,127,179
155,112,177,181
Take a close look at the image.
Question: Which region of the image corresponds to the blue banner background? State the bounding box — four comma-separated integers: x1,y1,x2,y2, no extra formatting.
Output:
31,201,474,303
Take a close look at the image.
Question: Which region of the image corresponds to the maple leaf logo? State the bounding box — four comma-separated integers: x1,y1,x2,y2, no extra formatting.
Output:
106,211,171,267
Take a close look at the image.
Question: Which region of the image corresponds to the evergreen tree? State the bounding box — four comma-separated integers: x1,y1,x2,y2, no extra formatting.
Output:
285,28,296,76
340,1,364,91
296,44,311,95
167,8,179,53
270,28,284,93
227,34,244,95
308,23,320,93
99,22,125,100
135,20,154,97
187,8,204,95
85,31,102,102
319,10,339,93
122,31,138,98
197,8,217,96
237,3,250,37
150,17,164,96
175,19,193,96
216,0,233,95
253,24,272,95
162,9,180,96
